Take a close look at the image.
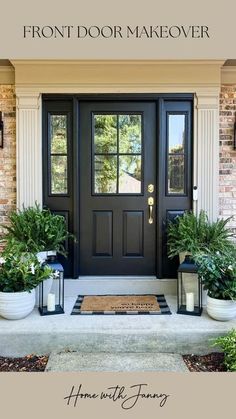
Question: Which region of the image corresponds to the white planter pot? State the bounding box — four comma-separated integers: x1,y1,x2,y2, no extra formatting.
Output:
0,289,35,320
207,295,236,321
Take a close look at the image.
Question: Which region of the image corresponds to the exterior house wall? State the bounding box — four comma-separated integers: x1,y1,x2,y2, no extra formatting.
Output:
219,84,236,234
13,60,223,223
0,84,16,248
0,62,236,254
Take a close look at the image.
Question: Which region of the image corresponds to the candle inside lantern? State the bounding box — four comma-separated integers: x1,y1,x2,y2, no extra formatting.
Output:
186,292,194,312
47,293,55,312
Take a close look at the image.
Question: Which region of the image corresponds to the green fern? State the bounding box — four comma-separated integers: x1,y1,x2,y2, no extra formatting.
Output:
0,203,74,256
167,210,235,259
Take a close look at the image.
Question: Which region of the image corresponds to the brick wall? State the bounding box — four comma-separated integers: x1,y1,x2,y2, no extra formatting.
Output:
219,84,236,234
0,85,16,246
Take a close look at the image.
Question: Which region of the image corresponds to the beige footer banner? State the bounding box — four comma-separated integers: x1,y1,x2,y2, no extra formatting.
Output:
0,372,235,419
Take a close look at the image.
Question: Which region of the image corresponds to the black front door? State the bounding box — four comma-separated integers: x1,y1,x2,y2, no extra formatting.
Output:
80,102,157,275
43,94,193,278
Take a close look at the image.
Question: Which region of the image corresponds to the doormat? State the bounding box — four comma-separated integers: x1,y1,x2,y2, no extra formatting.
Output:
71,294,171,315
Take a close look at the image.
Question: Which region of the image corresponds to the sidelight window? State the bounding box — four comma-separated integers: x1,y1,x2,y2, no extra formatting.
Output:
49,114,68,195
167,113,187,195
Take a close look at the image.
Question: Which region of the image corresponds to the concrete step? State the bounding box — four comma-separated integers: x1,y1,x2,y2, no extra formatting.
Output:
64,278,178,297
0,295,235,357
45,351,189,372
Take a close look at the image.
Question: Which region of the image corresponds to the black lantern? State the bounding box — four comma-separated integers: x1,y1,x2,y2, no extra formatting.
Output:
0,111,3,148
177,256,202,316
38,259,64,315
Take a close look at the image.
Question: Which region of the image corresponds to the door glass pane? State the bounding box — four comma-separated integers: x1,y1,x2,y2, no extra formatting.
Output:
94,115,117,153
119,155,141,193
51,155,68,194
94,156,117,193
168,155,184,194
167,113,186,194
119,115,142,153
93,113,143,195
168,114,185,153
50,115,67,154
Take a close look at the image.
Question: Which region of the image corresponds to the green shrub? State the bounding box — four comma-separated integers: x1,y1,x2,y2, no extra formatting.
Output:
0,248,53,293
194,250,236,300
211,329,236,372
1,203,73,256
167,210,235,259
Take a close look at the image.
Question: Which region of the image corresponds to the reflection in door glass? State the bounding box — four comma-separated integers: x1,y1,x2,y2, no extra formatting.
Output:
119,155,141,193
94,155,117,193
50,115,67,154
119,115,142,153
51,155,68,194
168,114,186,194
168,115,185,153
168,155,184,194
94,115,117,153
50,114,68,194
93,113,143,194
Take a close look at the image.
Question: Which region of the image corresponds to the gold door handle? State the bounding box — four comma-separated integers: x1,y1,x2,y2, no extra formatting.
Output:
148,197,154,224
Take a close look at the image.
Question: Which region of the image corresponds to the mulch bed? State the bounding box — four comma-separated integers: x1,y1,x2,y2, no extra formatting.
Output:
183,352,226,372
0,355,49,372
0,353,226,372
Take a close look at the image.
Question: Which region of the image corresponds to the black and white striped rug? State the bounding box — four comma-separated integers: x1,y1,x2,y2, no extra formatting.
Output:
71,294,172,315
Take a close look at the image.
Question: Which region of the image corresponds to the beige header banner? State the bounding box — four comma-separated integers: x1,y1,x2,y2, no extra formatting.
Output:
0,372,235,419
0,0,236,59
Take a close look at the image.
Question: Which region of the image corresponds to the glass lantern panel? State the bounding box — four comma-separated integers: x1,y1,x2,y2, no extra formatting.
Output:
181,272,199,311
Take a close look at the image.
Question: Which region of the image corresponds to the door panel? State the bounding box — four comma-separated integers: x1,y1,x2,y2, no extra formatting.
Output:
79,102,156,275
123,211,144,257
93,211,113,256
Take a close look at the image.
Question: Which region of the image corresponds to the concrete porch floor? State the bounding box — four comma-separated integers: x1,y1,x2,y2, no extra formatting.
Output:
0,295,235,358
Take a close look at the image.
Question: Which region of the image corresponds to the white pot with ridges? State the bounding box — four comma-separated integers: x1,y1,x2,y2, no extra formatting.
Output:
207,295,236,321
0,289,36,320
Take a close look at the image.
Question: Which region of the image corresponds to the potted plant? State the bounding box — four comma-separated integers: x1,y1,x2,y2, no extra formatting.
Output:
1,203,73,261
167,210,235,262
194,250,236,321
0,248,53,320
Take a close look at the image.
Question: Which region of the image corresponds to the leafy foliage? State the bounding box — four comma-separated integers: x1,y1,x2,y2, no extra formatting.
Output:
1,203,73,256
211,329,236,371
167,210,235,258
0,249,53,293
94,114,142,193
194,250,236,300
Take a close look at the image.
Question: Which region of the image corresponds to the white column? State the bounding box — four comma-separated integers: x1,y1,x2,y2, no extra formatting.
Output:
195,91,220,221
16,92,42,208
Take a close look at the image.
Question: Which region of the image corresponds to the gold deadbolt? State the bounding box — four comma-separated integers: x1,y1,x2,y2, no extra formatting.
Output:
148,184,154,193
